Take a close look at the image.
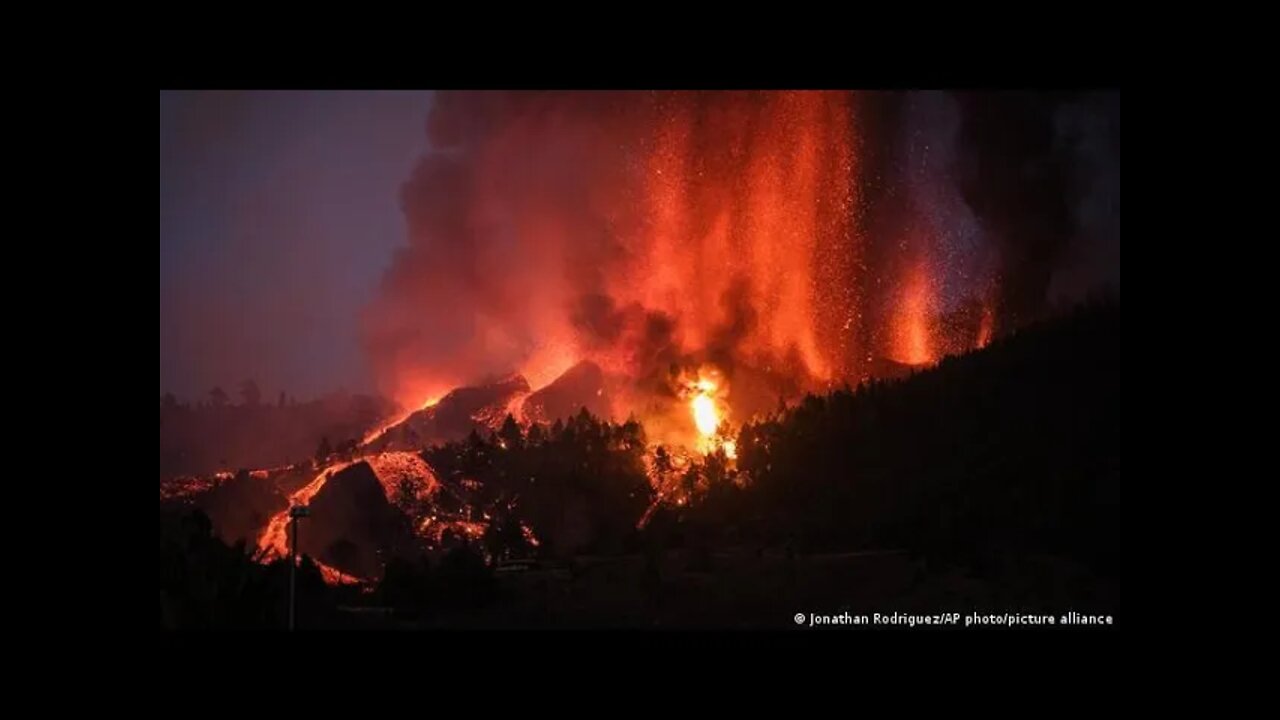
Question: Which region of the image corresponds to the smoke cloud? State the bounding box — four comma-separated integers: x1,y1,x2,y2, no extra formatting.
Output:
362,90,1120,437
951,90,1120,325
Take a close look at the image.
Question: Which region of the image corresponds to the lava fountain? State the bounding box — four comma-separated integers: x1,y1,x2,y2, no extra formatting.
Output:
891,260,937,366
976,302,995,349
365,91,871,422
365,90,1002,449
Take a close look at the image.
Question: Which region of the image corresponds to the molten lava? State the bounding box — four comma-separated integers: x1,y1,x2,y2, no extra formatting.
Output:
255,392,450,573
258,460,356,560
361,396,442,446
315,559,363,586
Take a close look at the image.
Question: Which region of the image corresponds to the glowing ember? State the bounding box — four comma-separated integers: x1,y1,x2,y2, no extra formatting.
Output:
365,452,438,501
521,522,541,548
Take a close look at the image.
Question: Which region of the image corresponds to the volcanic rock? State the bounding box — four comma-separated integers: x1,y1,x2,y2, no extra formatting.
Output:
296,461,420,579
523,360,609,425
385,375,531,449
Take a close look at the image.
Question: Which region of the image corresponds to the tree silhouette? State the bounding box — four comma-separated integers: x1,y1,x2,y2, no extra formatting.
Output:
209,386,229,408
499,413,524,450
164,296,1119,627
527,423,545,446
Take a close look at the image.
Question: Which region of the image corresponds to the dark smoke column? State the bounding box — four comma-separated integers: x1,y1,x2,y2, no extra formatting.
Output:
951,91,1077,328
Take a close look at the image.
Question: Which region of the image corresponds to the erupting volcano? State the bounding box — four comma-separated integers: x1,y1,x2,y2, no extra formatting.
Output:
363,91,998,449
161,88,1121,628
248,91,1013,580
164,90,1124,589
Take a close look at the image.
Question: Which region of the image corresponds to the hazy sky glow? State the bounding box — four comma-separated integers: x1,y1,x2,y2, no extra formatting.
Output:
160,90,434,402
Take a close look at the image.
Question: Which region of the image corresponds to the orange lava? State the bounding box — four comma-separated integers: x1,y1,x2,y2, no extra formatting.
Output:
256,451,438,565
361,396,442,446
315,558,364,586
891,261,936,366
365,451,438,501
257,460,356,560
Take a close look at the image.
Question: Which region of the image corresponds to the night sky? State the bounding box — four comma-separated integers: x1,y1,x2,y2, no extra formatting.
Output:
160,90,434,402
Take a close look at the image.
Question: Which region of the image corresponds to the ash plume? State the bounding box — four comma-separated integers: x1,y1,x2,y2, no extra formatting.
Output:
951,90,1120,326
363,90,1120,432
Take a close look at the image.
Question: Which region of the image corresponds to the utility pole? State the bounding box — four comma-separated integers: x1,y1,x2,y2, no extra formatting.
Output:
288,504,309,630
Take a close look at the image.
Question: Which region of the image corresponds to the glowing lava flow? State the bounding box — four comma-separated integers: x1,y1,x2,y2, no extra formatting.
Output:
255,450,443,565
362,396,442,446
257,397,445,566
258,460,356,559
315,559,363,586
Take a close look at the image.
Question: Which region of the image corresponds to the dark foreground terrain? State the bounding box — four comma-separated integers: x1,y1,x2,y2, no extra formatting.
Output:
386,549,1112,629
161,297,1121,630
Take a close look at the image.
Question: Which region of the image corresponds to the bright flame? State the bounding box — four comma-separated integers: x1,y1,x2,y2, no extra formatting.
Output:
683,370,736,458
692,393,719,436
722,440,737,460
